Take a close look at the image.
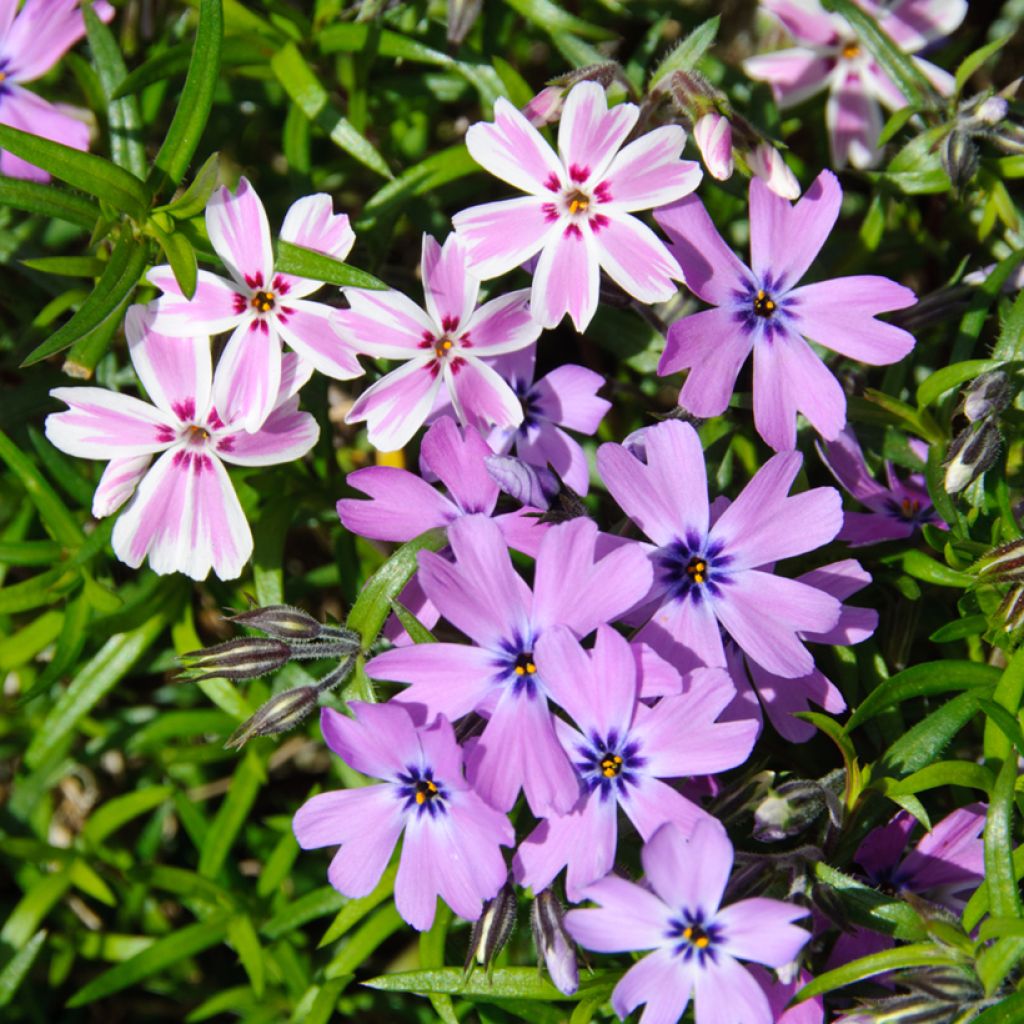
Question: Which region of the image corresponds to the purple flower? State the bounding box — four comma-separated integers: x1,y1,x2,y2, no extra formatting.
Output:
655,171,917,451
293,702,514,931
486,346,610,495
749,966,824,1024
598,419,843,679
727,559,878,742
454,81,702,331
148,182,362,432
514,625,758,901
566,821,811,1024
817,425,943,546
744,0,967,168
366,514,653,816
45,306,319,580
337,233,540,452
0,0,113,180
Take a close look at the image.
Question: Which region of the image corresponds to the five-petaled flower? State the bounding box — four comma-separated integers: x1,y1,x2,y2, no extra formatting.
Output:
566,820,810,1024
148,180,362,432
336,232,541,452
293,701,514,931
655,170,917,451
454,80,702,331
45,306,319,580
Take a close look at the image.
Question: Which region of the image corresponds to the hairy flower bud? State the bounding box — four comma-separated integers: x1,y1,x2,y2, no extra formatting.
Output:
998,583,1024,634
464,880,517,976
942,129,979,190
974,539,1024,583
975,95,1008,127
693,111,734,180
943,421,1001,494
226,685,320,748
531,889,578,996
962,369,1011,423
747,143,800,199
229,604,324,640
522,85,565,127
180,636,291,683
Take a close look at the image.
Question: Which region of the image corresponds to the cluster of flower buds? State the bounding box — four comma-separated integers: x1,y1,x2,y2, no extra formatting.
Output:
835,966,988,1024
656,69,800,198
941,82,1023,191
179,605,362,748
752,768,845,842
972,536,1024,635
944,369,1012,495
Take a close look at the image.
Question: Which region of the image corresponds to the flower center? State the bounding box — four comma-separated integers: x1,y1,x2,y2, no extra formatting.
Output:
434,336,455,359
599,752,623,778
753,288,777,318
251,290,275,313
514,652,537,677
414,779,439,805
668,912,723,965
685,556,708,585
900,497,921,519
187,424,210,446
398,767,448,817
658,536,730,603
841,41,861,60
567,190,590,215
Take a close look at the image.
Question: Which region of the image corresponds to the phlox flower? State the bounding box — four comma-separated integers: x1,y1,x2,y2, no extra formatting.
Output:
293,702,514,931
486,346,609,495
148,181,362,432
598,419,843,679
45,306,319,580
0,0,113,180
514,625,758,901
655,171,917,451
454,81,702,331
749,966,824,1024
336,233,541,452
817,425,943,546
566,820,811,1024
366,514,653,816
743,0,967,168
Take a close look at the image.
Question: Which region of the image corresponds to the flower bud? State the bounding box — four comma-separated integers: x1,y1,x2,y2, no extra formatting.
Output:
464,880,517,976
974,539,1024,582
180,636,291,683
530,889,578,996
747,143,800,199
693,112,734,180
943,421,1001,494
225,685,320,748
446,0,482,45
522,86,565,127
975,95,1008,126
994,119,1024,155
942,129,978,190
998,583,1024,634
228,604,324,641
961,369,1011,423
754,777,830,842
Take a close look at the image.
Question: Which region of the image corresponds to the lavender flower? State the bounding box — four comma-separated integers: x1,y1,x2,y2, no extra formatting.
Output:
514,625,757,900
566,821,811,1024
817,426,943,546
366,514,653,815
454,81,702,331
293,702,514,931
597,419,842,678
655,171,916,451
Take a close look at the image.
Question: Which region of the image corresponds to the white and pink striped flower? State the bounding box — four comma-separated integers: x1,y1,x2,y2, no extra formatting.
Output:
147,180,362,432
453,81,703,332
336,232,541,453
45,306,320,581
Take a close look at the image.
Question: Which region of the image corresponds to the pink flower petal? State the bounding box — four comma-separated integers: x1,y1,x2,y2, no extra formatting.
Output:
124,305,212,421
557,81,637,184
743,48,834,107
694,954,773,1024
462,288,539,355
420,416,499,515
884,0,967,51
612,949,693,1024
335,287,437,358
206,177,274,290
421,233,478,332
92,454,152,518
146,264,244,338
346,357,443,452
215,396,318,466
593,212,681,304
716,898,810,966
826,68,885,168
817,425,889,503
321,702,417,779
750,169,842,292
532,364,609,433
4,0,113,82
752,334,798,451
639,592,728,674
338,466,458,540
441,799,515,917
273,297,363,379
452,195,554,280
0,88,88,180
447,356,524,433
394,821,440,930
620,776,714,843
761,0,839,45
643,819,731,917
211,319,282,434
749,662,846,742
46,387,176,459
532,223,600,331
603,125,701,210
277,193,355,298
516,423,589,495
567,875,671,951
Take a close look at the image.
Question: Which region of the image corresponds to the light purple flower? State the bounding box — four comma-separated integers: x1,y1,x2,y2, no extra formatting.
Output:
744,0,967,168
486,346,609,495
293,702,514,931
566,820,811,1024
45,305,318,580
598,419,843,679
0,0,113,180
749,966,824,1024
727,559,878,742
693,111,733,181
454,81,702,331
366,514,653,816
818,425,943,546
514,625,758,901
148,182,361,432
337,232,540,452
655,171,917,451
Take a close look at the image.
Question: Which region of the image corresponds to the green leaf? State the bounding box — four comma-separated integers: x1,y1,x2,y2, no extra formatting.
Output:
916,358,1005,408
21,255,106,278
0,871,71,948
950,248,1024,363
199,746,266,878
846,661,998,730
114,36,266,98
875,759,993,797
813,863,927,941
0,124,149,218
148,0,223,193
955,34,1015,96
984,646,1024,763
0,930,47,1009
503,0,614,41
877,690,981,778
84,5,147,178
325,903,404,979
82,786,174,845
900,549,972,588
262,886,346,940
0,566,79,616
0,539,62,566
986,756,1022,919
227,914,265,998
270,43,392,179
876,104,918,146
0,178,99,228
390,601,436,643
158,151,221,220
318,863,397,946
21,233,147,366
993,287,1024,361
971,993,1024,1024
66,912,231,1006
795,711,861,804
275,240,387,290
648,16,720,89
364,966,582,1000
148,219,198,298
929,615,988,642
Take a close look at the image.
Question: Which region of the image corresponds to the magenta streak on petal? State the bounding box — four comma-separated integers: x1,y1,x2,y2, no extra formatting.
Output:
568,163,589,183
244,271,264,289
542,202,560,223
171,398,196,421
543,173,560,191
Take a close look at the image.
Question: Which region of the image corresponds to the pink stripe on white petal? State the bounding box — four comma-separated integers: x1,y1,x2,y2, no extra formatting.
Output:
274,297,363,380
421,233,479,332
277,193,355,298
826,69,884,169
212,319,283,433
335,287,438,358
743,49,834,108
346,357,443,452
92,454,152,518
448,356,524,433
216,396,319,467
593,212,681,304
761,0,840,45
532,223,600,332
46,387,177,459
463,288,539,355
884,0,967,52
278,351,315,402
603,125,701,210
206,177,275,290
557,82,638,184
452,195,555,281
146,266,244,336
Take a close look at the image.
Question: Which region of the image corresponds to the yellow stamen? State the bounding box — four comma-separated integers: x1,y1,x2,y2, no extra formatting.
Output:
567,192,590,215
841,41,861,60
695,936,710,949
683,927,693,940
251,290,275,313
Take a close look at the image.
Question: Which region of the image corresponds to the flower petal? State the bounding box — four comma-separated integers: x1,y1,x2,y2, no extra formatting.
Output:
532,364,609,434
612,949,693,1024
206,177,274,290
637,593,727,674
716,898,810,966
420,416,498,515
463,288,539,354
274,297,364,380
338,466,458,540
743,48,834,108
603,125,701,210
215,396,318,466
694,954,772,1024
643,819,731,919
4,0,113,81
146,266,244,337
394,820,441,930
211,319,282,433
0,88,88,181
620,776,715,843
452,196,555,281
532,223,600,332
277,193,355,297
346,358,443,453
760,0,839,44
558,82,638,183
816,425,889,503
46,387,175,459
884,0,967,51
92,454,152,518
593,213,681,304
752,330,798,451
447,356,525,433
321,702,418,780
567,875,670,951
422,233,479,332
335,287,437,358
826,68,885,169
